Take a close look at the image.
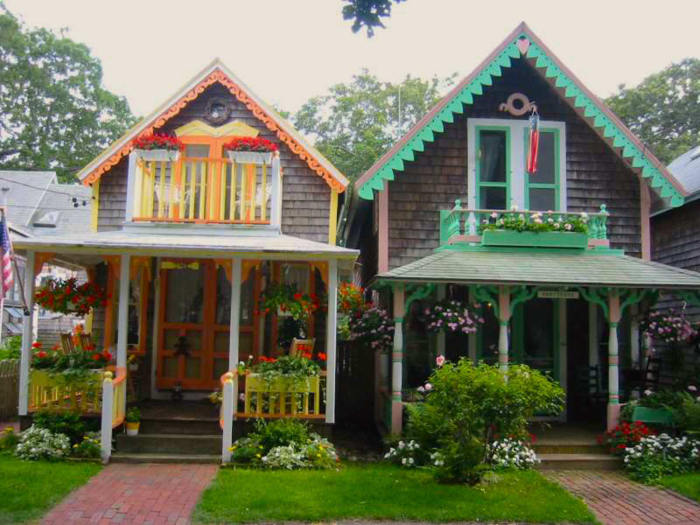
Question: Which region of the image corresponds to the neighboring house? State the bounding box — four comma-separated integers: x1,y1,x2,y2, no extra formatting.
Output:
13,59,358,462
346,23,700,435
0,171,91,342
650,146,700,381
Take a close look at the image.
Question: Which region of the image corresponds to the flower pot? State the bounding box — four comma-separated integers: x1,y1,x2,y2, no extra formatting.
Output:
135,149,180,162
481,230,588,249
125,422,140,436
227,151,273,165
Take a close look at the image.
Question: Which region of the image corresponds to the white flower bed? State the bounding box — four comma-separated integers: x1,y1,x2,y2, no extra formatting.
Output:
487,438,540,470
384,439,420,467
15,426,70,461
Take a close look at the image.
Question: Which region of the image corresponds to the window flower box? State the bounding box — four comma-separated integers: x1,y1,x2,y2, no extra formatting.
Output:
227,151,273,165
131,134,184,162
481,230,588,249
135,149,181,162
224,136,278,165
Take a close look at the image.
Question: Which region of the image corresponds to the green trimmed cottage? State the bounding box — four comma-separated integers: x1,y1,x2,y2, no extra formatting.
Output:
346,23,700,435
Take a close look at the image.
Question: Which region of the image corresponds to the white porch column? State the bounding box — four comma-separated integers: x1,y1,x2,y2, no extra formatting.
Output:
228,258,242,369
325,259,338,424
391,283,405,434
116,254,131,370
436,284,446,358
18,251,36,416
607,292,622,431
497,285,511,374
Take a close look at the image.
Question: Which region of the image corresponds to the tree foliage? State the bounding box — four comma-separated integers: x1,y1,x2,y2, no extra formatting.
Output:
0,5,137,182
293,69,454,181
342,0,406,37
605,58,700,165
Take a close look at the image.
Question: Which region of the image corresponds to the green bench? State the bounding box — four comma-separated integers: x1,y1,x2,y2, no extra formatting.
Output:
631,406,675,427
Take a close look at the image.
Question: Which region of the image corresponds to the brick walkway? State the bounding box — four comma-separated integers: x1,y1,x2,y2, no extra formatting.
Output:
545,470,700,525
42,463,218,525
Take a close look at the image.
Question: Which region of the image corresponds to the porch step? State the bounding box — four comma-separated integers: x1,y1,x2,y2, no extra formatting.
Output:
110,452,220,464
532,443,607,455
537,453,622,470
138,418,221,435
116,433,221,455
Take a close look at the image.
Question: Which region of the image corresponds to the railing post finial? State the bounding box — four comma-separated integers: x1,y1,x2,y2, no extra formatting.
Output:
103,371,113,382
600,204,608,215
454,199,462,210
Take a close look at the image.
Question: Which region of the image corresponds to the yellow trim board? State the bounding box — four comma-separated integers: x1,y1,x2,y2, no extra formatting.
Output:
91,180,100,233
328,188,338,245
174,120,259,138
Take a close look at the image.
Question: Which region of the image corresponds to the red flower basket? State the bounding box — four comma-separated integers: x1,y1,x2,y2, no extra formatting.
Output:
132,134,184,161
224,136,278,165
35,278,109,318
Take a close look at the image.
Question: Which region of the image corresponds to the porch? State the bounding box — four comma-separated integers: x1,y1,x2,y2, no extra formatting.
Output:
375,203,700,435
14,230,357,462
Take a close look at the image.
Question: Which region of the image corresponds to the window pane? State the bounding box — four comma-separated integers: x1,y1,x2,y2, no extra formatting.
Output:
530,132,556,184
479,130,507,183
480,186,507,210
529,188,556,212
184,145,210,158
215,267,231,326
165,266,205,323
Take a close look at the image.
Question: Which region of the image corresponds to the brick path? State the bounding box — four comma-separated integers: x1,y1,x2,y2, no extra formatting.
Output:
545,470,700,525
42,463,218,525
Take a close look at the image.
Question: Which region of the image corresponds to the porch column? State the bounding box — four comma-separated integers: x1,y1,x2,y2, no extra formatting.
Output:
325,259,338,424
391,283,405,434
228,258,242,369
607,292,622,431
436,284,446,358
116,254,131,370
18,251,36,416
497,285,511,374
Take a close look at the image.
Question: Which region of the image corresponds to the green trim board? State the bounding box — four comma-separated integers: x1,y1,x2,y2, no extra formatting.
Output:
356,27,684,207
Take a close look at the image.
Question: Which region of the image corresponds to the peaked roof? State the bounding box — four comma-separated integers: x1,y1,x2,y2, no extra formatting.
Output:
78,59,349,192
667,145,700,197
355,23,686,207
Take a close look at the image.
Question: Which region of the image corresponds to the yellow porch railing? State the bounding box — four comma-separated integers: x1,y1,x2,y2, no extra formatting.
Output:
133,157,272,224
29,369,104,414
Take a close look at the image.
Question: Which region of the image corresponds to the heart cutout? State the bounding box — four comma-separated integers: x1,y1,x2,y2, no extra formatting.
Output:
516,38,530,55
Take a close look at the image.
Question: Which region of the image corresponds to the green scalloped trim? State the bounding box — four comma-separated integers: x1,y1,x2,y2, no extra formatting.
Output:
358,34,685,208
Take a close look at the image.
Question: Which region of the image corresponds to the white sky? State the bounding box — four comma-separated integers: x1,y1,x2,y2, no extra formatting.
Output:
6,0,700,117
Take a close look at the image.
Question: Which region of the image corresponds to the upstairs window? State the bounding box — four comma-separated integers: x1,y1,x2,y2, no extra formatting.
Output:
468,119,566,211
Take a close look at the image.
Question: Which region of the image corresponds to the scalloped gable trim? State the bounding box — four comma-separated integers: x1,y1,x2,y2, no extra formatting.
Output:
355,24,686,207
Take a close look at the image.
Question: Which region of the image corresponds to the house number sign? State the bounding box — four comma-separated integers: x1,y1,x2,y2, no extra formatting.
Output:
537,290,579,300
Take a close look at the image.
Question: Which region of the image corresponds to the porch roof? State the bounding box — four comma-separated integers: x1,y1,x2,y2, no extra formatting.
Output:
377,250,700,289
12,230,358,262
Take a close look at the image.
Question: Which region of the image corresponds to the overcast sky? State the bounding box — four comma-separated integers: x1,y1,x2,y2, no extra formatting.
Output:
6,0,699,117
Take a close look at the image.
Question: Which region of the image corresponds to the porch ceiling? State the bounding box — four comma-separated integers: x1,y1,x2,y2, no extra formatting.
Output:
377,250,700,289
12,230,358,266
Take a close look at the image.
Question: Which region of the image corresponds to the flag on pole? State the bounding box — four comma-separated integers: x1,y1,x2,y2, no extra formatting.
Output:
526,111,540,174
0,212,14,297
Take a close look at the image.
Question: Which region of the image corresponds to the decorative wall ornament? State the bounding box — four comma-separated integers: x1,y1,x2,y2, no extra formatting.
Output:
499,93,537,117
204,97,231,125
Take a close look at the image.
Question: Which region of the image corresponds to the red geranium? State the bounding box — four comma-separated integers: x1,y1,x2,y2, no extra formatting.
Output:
223,136,278,153
31,342,42,349
132,134,185,152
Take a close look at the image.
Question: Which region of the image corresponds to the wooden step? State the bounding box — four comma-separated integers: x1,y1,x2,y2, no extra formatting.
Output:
536,453,622,470
110,452,221,464
138,418,221,435
532,443,607,455
116,433,221,455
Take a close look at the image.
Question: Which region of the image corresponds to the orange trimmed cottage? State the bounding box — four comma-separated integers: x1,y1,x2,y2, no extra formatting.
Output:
14,60,357,462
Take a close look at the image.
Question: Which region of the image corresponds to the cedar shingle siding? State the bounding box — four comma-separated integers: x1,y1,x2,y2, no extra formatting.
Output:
385,59,641,270
97,84,331,243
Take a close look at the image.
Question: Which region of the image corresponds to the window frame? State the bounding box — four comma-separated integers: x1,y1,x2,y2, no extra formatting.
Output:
474,125,511,210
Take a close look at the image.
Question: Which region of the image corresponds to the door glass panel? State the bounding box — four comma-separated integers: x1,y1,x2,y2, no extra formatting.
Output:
240,270,254,326
480,187,507,210
185,145,210,158
479,130,507,182
529,188,556,211
163,329,181,350
162,357,178,378
165,266,205,323
213,358,228,379
529,132,555,184
182,331,202,353
215,267,231,325
127,279,141,348
240,333,253,357
523,299,554,376
214,332,229,354
184,357,201,379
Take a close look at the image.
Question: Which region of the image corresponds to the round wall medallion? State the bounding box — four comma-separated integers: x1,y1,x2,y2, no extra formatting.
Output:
204,97,231,125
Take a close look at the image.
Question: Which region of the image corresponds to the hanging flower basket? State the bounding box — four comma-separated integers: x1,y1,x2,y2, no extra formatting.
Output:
132,134,184,161
424,299,484,334
35,278,108,317
224,136,278,165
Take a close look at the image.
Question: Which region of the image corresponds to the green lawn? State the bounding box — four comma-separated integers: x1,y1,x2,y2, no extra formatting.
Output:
194,463,596,524
0,454,101,524
660,473,700,502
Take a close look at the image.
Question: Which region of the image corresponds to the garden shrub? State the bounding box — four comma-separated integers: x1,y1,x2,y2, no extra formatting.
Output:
72,432,101,459
0,426,19,451
15,426,70,461
0,335,21,360
487,438,539,470
623,433,700,483
406,359,564,484
33,410,88,445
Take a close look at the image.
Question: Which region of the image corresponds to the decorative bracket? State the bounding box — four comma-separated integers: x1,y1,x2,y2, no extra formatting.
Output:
470,284,538,319
673,289,700,308
577,287,658,322
404,283,436,313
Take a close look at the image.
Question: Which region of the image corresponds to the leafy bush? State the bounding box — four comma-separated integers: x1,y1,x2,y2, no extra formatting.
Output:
679,395,700,436
406,359,564,484
0,336,21,360
255,419,310,451
601,421,656,456
0,427,19,451
33,410,86,446
487,438,539,470
623,434,700,483
15,426,70,461
72,432,101,459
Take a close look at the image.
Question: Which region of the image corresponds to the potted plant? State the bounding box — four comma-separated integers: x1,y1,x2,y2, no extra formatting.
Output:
224,136,278,165
35,278,108,317
125,407,141,436
131,134,184,162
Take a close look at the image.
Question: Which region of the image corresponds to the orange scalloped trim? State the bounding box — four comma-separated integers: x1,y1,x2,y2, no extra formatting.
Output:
82,69,345,193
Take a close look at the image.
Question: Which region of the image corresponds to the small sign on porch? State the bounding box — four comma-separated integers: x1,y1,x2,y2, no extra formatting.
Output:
537,290,579,300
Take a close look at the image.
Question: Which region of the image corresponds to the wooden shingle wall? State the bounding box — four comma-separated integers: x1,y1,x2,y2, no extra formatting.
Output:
96,83,332,243
385,59,642,270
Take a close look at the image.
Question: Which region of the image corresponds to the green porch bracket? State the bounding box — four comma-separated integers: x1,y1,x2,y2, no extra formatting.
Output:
673,289,700,308
577,287,658,321
404,283,436,314
577,287,610,320
471,284,500,318
511,286,539,310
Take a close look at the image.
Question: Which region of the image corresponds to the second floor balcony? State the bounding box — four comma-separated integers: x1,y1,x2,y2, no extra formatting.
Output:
127,152,282,229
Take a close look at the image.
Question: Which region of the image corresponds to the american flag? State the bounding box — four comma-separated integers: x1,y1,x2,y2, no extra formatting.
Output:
0,212,13,297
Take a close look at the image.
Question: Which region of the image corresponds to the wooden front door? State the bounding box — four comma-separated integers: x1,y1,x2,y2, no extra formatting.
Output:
156,260,259,390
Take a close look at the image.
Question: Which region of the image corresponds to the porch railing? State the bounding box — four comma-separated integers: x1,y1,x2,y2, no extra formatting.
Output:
439,201,609,248
29,369,104,413
100,368,126,463
131,154,281,226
